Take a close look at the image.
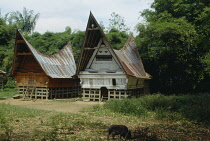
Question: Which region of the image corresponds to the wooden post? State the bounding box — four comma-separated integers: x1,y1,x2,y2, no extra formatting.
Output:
46,88,48,100
89,89,90,101
108,89,110,100
35,88,37,99
113,89,115,99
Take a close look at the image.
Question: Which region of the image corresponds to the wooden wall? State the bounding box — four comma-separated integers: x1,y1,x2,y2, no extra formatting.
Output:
15,72,48,87
14,51,79,88
15,72,79,88
47,78,80,88
127,76,145,89
18,55,43,73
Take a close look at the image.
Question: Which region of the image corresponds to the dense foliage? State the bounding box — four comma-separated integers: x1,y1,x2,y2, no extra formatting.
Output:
104,94,210,124
0,14,16,88
135,0,210,94
106,12,130,50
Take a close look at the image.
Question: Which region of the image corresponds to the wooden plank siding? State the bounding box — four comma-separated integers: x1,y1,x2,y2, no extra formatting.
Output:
11,30,80,99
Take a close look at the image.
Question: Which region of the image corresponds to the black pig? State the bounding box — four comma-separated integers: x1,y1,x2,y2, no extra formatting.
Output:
108,125,131,140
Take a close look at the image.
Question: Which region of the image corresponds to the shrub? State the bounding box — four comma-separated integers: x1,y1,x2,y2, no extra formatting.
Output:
104,98,147,116
0,88,17,98
104,94,210,124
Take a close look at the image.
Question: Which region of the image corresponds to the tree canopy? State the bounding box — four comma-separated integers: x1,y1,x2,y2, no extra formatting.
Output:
8,7,40,34
135,0,210,93
106,12,130,49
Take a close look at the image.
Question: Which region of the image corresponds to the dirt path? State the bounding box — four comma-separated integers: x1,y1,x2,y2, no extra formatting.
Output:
0,98,103,113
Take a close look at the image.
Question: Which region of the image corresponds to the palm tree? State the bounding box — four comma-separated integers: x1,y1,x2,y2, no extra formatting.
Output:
9,7,40,34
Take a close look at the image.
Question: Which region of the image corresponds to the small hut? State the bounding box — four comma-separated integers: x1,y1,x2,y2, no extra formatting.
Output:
0,70,6,89
76,12,151,101
11,30,80,99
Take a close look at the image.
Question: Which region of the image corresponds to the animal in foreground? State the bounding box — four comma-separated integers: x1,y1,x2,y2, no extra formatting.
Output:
108,125,131,140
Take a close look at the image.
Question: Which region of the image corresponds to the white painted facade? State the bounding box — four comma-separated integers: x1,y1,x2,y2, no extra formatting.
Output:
79,40,145,91
79,71,127,89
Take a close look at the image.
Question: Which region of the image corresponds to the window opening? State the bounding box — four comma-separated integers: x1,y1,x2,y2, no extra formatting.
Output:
96,55,112,61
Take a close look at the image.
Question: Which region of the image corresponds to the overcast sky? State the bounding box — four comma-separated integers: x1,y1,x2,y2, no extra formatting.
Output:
0,0,153,34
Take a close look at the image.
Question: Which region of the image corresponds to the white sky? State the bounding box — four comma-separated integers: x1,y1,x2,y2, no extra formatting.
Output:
0,0,153,34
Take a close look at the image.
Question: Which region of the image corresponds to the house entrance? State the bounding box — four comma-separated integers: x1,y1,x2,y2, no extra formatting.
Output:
100,87,108,101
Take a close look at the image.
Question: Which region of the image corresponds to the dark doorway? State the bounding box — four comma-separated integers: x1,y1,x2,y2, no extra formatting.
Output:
100,87,108,101
112,79,116,85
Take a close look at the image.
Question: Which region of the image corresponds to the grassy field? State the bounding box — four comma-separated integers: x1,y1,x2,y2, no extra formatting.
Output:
0,88,17,98
0,89,210,140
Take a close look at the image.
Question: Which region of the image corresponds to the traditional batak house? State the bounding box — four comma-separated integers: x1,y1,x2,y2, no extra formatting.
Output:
0,70,6,89
11,30,79,99
76,12,151,101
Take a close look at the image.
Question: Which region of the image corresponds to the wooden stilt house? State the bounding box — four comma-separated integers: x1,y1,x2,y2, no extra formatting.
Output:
11,30,80,99
0,70,6,89
76,12,151,101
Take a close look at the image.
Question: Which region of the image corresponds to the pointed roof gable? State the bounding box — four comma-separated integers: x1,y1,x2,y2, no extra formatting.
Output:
76,12,123,74
114,35,150,79
77,12,150,79
11,30,76,78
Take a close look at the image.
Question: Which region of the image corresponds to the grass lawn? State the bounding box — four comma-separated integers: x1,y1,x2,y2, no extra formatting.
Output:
0,89,209,140
0,88,17,98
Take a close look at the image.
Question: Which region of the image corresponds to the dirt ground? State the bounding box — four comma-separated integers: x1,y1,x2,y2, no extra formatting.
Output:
0,98,102,113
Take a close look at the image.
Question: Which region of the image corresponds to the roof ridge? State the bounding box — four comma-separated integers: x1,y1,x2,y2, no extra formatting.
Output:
48,42,73,58
18,31,73,58
76,12,124,75
118,34,134,52
13,31,76,78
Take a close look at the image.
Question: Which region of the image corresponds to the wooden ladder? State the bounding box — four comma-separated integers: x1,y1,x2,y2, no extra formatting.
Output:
23,85,35,99
23,77,36,99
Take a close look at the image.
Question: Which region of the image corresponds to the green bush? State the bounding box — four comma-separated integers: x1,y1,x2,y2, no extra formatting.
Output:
104,98,148,117
0,88,17,98
4,77,16,89
104,94,210,124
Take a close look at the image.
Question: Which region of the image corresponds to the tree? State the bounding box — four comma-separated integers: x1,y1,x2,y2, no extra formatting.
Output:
0,16,15,45
136,0,210,94
106,12,129,49
0,12,17,88
108,12,130,32
65,26,72,34
8,7,40,34
106,28,129,50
